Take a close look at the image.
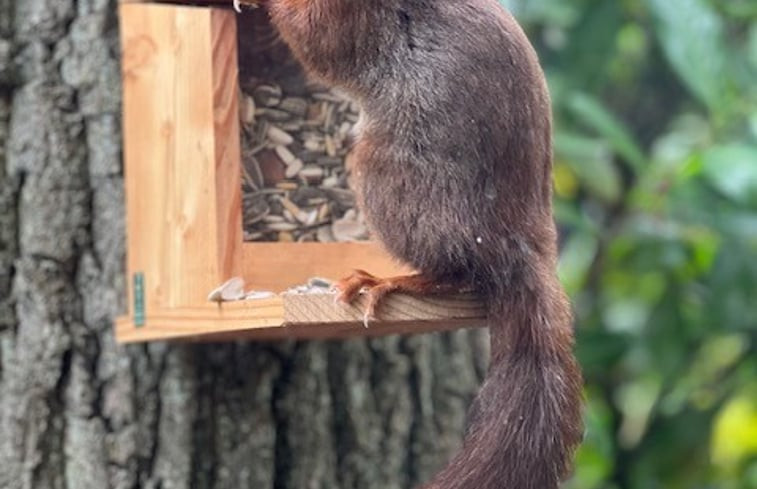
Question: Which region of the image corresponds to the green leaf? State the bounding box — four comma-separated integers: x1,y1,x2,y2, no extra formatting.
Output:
502,0,580,27
559,231,599,293
646,0,731,111
565,389,615,489
560,1,623,91
750,24,757,70
555,132,623,203
712,391,757,468
720,0,757,20
701,144,757,205
576,329,630,374
566,93,647,172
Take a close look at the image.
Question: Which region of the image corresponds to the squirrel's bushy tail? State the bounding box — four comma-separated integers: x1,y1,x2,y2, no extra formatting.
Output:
422,270,584,489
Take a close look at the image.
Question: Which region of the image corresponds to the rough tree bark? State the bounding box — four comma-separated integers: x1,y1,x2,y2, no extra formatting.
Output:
0,1,489,488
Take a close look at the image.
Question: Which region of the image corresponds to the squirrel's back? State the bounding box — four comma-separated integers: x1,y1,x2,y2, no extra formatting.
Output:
270,0,556,285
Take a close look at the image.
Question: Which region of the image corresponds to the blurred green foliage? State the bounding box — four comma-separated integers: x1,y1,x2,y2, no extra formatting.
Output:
502,0,757,487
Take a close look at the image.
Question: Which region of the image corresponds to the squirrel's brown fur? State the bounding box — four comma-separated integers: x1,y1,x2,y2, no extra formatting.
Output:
264,1,584,487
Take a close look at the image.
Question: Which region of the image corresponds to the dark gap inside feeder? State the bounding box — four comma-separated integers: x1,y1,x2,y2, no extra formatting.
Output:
236,11,368,243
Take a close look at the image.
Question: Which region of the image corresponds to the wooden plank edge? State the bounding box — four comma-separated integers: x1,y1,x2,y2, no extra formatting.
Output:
115,292,486,343
115,316,485,343
283,292,485,324
211,7,244,284
173,317,483,343
119,0,258,8
115,296,285,342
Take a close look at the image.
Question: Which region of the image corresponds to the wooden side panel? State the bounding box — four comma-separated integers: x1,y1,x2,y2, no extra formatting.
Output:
211,10,244,285
241,242,414,292
120,3,242,314
120,2,172,314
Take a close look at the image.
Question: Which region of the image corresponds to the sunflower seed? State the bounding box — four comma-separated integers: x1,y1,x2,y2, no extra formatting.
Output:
267,125,294,145
253,84,282,107
239,43,366,243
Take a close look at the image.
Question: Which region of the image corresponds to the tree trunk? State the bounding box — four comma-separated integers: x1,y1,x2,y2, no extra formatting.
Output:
0,1,489,488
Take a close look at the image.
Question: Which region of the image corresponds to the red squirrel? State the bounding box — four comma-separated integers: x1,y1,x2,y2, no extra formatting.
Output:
259,1,585,487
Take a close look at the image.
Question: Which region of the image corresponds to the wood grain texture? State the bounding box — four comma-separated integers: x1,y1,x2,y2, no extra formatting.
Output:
115,292,486,342
211,9,244,285
283,292,486,336
242,242,412,292
120,3,242,314
115,298,285,342
119,0,261,9
120,0,256,5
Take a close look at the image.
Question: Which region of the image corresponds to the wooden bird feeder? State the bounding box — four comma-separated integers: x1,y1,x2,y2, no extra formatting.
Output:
115,0,485,343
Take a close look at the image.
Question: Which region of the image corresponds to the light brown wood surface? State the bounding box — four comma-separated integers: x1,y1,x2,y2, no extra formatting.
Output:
120,3,242,313
212,10,244,285
283,292,486,330
242,242,412,292
119,0,259,6
116,293,486,342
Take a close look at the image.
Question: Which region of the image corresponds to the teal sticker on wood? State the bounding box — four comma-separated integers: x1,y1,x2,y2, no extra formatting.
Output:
133,272,145,328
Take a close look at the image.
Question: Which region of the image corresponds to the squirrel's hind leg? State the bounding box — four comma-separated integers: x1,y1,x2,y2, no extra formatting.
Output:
334,270,459,325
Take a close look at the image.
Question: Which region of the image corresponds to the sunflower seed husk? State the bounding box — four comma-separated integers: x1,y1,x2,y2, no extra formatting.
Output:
267,125,294,145
253,84,282,107
284,158,304,178
239,37,368,243
240,95,256,125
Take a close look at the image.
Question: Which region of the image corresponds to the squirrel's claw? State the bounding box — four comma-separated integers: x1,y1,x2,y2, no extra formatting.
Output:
233,0,262,13
335,270,447,326
362,311,373,329
334,269,380,304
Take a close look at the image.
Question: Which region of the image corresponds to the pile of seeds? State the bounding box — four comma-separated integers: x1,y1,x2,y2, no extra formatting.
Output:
239,56,369,242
